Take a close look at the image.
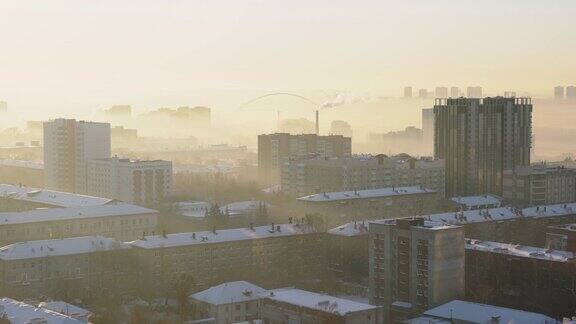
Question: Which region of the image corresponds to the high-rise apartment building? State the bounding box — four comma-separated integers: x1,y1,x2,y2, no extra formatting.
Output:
434,87,448,98
567,86,576,100
421,108,434,153
404,86,413,98
87,157,172,206
450,87,460,98
369,218,465,322
43,119,111,193
258,133,351,185
434,97,532,196
554,86,565,100
466,86,483,98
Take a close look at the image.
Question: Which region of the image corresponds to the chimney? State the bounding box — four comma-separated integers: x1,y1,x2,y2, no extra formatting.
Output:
315,110,319,135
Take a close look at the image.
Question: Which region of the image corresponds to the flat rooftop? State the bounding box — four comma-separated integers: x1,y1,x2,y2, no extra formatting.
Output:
130,223,316,249
0,236,128,260
522,202,576,218
0,159,44,170
408,300,556,324
0,298,83,324
466,239,574,262
0,204,157,226
259,288,381,316
0,183,115,208
328,218,455,237
328,203,576,236
297,186,435,202
450,194,502,208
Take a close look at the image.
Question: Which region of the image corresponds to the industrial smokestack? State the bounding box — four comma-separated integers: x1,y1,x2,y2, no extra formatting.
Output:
315,110,319,135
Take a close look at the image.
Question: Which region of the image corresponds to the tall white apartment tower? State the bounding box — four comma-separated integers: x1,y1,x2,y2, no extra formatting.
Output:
43,119,111,193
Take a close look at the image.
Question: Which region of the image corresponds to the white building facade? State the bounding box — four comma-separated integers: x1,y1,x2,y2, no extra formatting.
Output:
87,157,172,206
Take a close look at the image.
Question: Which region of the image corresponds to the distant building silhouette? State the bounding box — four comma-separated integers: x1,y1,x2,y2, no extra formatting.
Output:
554,86,565,100
466,86,483,98
403,86,413,98
450,87,460,98
567,86,576,100
434,87,448,98
418,89,428,99
258,133,351,185
330,120,352,138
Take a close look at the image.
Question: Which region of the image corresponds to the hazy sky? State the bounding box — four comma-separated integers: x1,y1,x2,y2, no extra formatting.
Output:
0,0,575,116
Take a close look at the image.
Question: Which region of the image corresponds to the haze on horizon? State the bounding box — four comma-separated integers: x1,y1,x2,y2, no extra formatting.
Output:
0,0,575,117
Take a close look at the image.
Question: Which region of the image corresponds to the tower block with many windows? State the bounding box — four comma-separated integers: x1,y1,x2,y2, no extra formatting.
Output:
434,97,532,197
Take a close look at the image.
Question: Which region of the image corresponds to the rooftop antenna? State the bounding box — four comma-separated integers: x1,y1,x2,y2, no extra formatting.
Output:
277,109,281,131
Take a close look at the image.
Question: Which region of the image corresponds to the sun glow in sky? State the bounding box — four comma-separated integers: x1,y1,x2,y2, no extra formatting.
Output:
0,0,575,115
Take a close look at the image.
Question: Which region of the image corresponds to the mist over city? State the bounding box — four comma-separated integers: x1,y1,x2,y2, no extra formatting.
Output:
0,1,575,323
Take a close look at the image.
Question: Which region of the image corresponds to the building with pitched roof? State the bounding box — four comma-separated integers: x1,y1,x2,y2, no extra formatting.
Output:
190,281,266,324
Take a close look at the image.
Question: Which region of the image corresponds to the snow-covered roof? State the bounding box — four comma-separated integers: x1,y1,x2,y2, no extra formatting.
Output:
0,236,128,260
328,221,370,237
174,201,211,218
297,186,435,202
0,159,44,170
259,288,380,316
450,194,502,209
466,239,574,262
130,223,316,249
0,204,156,226
38,301,92,320
426,206,519,225
329,203,576,237
328,218,456,237
190,281,266,306
0,298,83,324
406,316,450,324
0,183,115,207
408,300,557,324
522,202,576,218
220,201,268,216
